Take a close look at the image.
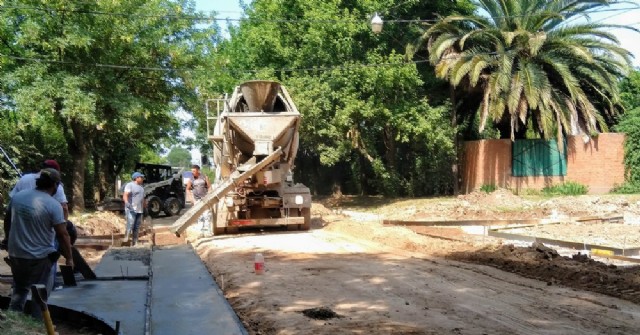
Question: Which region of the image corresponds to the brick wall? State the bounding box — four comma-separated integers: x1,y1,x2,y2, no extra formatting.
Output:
461,133,626,194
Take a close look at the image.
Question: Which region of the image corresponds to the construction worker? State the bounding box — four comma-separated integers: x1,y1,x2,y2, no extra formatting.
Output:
10,159,69,220
123,172,146,245
4,159,76,291
4,168,74,319
186,165,211,234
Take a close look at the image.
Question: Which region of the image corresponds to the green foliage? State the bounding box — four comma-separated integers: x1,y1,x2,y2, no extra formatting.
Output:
212,0,467,196
615,107,640,183
0,141,21,197
201,165,216,182
611,181,640,194
519,188,542,196
0,0,219,208
166,147,192,167
417,0,634,140
139,149,167,166
464,111,501,140
480,184,497,193
617,71,640,184
542,182,588,196
620,70,640,110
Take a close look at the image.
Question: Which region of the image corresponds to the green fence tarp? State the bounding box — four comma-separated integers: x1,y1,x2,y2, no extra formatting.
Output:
512,139,567,177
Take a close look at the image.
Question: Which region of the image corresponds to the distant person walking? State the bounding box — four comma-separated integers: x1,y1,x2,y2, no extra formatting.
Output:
123,172,146,246
4,168,73,319
186,165,211,234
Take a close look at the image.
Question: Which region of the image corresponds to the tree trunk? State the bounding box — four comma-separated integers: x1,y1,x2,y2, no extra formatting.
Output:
451,86,460,196
70,149,88,212
68,119,91,212
93,152,109,203
332,165,343,198
384,124,397,171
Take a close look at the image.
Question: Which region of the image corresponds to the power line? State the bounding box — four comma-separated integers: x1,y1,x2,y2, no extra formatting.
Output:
0,5,214,21
0,53,179,72
278,59,430,73
3,44,630,76
0,52,431,74
148,2,639,19
0,4,638,24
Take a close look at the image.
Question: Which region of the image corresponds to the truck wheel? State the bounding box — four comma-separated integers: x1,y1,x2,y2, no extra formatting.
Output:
212,202,227,235
301,208,311,230
225,226,239,234
146,196,163,218
163,197,182,217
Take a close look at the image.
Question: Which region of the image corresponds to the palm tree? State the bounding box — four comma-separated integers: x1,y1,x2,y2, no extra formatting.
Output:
414,0,637,142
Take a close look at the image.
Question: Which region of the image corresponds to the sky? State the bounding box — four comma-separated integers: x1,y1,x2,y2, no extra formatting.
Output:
195,1,640,67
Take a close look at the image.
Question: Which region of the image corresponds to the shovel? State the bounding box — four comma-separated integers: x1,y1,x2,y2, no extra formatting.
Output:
30,284,56,335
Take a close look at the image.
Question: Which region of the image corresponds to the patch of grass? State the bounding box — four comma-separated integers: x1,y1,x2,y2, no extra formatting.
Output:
611,181,640,194
519,188,542,196
0,310,45,335
479,184,497,193
542,182,588,196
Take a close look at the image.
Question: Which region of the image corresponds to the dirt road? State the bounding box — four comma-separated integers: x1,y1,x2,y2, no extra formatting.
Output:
5,192,640,334
195,226,640,335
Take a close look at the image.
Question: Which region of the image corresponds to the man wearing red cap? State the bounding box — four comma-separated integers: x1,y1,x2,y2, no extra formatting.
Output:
43,159,60,171
9,159,69,220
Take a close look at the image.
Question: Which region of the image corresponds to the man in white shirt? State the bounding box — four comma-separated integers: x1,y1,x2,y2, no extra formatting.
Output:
123,172,146,246
10,159,69,220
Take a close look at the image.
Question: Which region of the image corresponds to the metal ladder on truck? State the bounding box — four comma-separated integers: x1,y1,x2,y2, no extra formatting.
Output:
169,148,284,237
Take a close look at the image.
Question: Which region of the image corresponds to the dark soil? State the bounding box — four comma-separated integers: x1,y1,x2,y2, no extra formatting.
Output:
301,306,342,320
318,193,640,307
447,242,640,305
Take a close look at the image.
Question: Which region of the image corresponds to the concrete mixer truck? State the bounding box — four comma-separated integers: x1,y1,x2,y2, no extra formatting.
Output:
170,81,312,236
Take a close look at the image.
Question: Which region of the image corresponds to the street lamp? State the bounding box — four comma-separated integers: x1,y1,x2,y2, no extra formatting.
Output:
371,12,383,34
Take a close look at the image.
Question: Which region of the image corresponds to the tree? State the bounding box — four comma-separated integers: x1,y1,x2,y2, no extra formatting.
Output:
0,0,219,210
166,147,192,167
620,69,640,111
415,0,636,142
615,69,640,185
206,0,470,196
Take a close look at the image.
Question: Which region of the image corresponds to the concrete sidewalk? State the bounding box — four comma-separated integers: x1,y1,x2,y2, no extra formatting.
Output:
150,244,247,335
48,245,246,335
49,247,149,334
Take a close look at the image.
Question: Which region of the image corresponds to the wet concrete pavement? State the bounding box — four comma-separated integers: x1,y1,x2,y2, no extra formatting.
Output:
151,245,246,335
48,278,148,334
48,212,247,335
